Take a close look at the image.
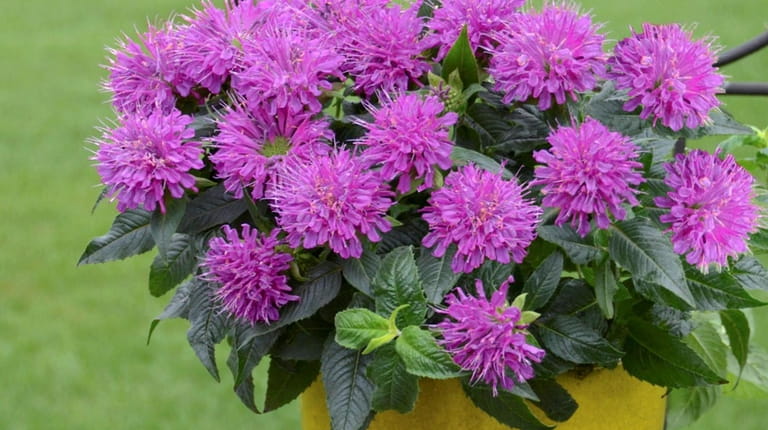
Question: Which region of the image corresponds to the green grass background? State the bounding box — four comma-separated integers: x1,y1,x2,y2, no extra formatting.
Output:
0,0,766,429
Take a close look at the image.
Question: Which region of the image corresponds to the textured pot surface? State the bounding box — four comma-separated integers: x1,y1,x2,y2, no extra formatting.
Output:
301,366,666,430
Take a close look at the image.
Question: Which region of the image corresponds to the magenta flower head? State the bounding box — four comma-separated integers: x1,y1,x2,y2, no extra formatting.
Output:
654,150,759,271
429,0,525,60
266,149,395,259
210,103,333,200
104,23,191,115
607,23,724,131
201,225,298,325
435,278,545,396
422,165,542,273
488,4,606,110
337,2,434,96
233,24,345,116
532,117,645,236
176,0,265,94
357,93,458,193
93,109,203,213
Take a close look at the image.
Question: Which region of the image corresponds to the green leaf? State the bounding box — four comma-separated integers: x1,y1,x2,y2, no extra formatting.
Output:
150,198,187,258
686,268,765,310
226,327,282,413
339,247,381,296
633,280,693,310
335,308,391,351
721,309,750,377
379,222,428,254
684,320,728,378
528,379,578,422
187,278,231,382
537,225,604,265
147,279,192,344
417,246,461,305
731,256,768,291
369,344,419,413
463,382,553,430
725,344,768,399
395,326,462,379
583,83,647,137
264,359,320,412
478,260,514,290
665,386,721,429
321,336,375,430
522,252,564,310
78,208,155,265
463,103,549,154
678,109,754,139
373,247,427,328
623,319,725,388
450,146,513,178
535,315,623,365
609,218,693,306
594,260,618,318
749,228,768,254
177,184,248,234
441,26,479,87
148,233,198,297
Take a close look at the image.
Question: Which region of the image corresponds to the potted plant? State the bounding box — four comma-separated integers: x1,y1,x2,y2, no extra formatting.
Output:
80,1,768,429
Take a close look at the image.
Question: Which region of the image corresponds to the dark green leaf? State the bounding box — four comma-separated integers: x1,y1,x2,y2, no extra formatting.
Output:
665,386,721,429
226,327,282,413
339,247,381,296
148,233,198,297
677,109,753,139
749,228,768,254
537,225,604,265
528,379,578,422
522,252,564,310
633,280,693,310
478,260,514,291
373,247,427,328
594,260,618,318
686,268,765,310
265,359,321,412
417,246,461,305
463,382,553,430
335,308,391,351
450,146,513,178
321,336,375,430
150,198,187,258
147,279,192,344
379,221,428,254
584,83,646,137
609,218,693,306
721,309,750,376
78,208,155,265
623,319,725,388
395,326,462,379
731,256,768,291
535,315,623,365
441,26,479,87
271,320,331,362
369,344,419,413
187,278,231,381
177,184,248,234
464,103,549,154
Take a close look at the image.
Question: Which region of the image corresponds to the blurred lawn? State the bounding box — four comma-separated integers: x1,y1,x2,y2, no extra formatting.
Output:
0,0,765,429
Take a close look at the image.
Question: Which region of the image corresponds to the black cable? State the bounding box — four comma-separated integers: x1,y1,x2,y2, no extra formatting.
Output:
723,82,768,96
715,31,768,67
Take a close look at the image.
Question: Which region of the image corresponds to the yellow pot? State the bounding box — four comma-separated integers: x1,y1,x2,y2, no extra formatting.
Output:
301,367,666,430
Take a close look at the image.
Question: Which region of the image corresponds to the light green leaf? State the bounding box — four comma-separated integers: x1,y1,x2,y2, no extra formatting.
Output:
395,326,462,379
335,308,391,351
721,309,751,378
441,26,479,87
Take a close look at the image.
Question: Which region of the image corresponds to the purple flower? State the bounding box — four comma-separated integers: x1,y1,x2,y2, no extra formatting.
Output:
357,94,458,193
422,165,542,273
435,279,545,396
429,0,525,60
607,23,724,131
210,103,332,200
233,24,345,115
654,150,759,270
267,149,394,259
336,2,434,96
532,118,645,236
104,24,191,115
93,109,203,213
488,4,606,110
202,225,298,325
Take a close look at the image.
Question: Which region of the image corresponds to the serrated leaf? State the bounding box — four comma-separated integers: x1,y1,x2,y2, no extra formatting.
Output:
339,248,381,296
463,103,549,154
226,326,282,413
686,268,765,310
177,184,248,234
264,359,320,412
634,280,693,310
450,146,513,178
395,326,462,379
535,315,623,365
147,279,192,344
441,26,479,87
731,256,768,291
665,386,721,429
417,246,461,305
623,319,725,388
478,260,514,290
721,309,750,377
537,225,604,265
369,344,419,413
528,379,578,422
378,221,428,254
321,336,375,430
187,278,231,381
463,382,553,430
150,198,187,258
335,308,391,351
522,252,564,310
373,247,427,328
148,233,198,297
609,218,693,306
594,260,618,318
78,208,155,265
684,321,728,378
